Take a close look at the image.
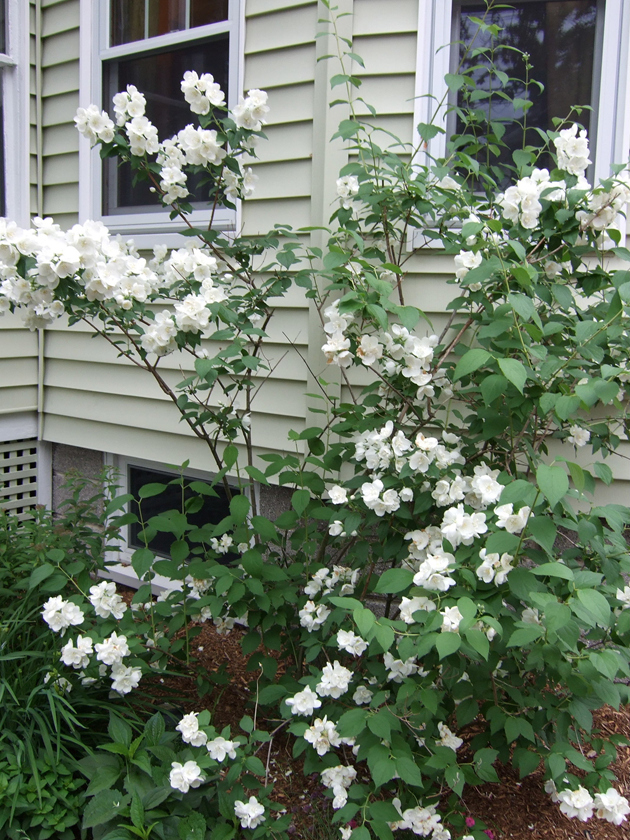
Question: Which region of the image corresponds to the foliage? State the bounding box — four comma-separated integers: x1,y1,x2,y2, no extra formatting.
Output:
2,1,630,838
0,750,85,840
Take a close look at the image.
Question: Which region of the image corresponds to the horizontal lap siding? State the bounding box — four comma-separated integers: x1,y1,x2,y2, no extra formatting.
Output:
0,317,38,416
41,0,80,229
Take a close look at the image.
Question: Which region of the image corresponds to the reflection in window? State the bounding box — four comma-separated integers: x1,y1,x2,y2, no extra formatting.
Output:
454,0,600,173
110,0,229,46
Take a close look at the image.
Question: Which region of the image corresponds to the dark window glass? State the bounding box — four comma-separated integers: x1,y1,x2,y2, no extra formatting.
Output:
0,0,6,55
456,1,599,174
147,0,186,38
110,0,228,46
111,0,145,47
102,34,229,213
129,465,237,559
191,0,229,27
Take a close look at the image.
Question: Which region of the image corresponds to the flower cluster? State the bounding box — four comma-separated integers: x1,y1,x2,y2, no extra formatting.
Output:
181,70,226,114
42,597,85,634
89,581,127,620
546,781,630,825
321,765,357,809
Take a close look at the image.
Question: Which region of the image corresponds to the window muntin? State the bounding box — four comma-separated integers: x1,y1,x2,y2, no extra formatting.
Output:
452,0,601,176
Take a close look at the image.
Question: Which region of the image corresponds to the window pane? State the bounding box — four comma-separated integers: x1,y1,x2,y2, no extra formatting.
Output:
191,0,229,27
148,0,186,38
110,0,145,46
457,1,598,173
128,466,236,560
102,34,229,213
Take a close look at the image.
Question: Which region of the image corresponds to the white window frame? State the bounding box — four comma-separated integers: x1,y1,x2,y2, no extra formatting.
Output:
78,0,245,249
414,0,630,189
1,0,30,226
103,453,254,593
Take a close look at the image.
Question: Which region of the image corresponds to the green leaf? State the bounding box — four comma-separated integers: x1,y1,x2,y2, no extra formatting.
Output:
445,764,465,796
373,568,414,594
498,358,527,393
291,489,311,515
82,791,127,829
453,348,492,381
593,462,614,485
436,632,461,660
527,518,557,555
507,626,544,647
480,374,508,405
353,607,376,637
108,715,133,748
130,795,144,830
223,444,238,468
28,562,55,589
395,756,423,787
138,483,167,499
230,494,250,524
86,763,122,796
576,589,611,627
445,72,466,91
375,623,395,652
132,548,155,579
536,464,569,507
531,562,574,580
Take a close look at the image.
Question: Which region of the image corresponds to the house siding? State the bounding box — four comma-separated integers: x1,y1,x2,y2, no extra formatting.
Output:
1,0,626,499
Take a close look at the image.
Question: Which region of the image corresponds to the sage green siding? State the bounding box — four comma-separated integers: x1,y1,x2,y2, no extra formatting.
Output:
41,0,80,229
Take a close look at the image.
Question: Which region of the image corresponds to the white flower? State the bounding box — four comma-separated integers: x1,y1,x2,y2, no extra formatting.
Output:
285,686,322,716
232,89,270,132
176,712,208,747
337,629,368,656
593,787,630,825
494,503,532,534
454,250,482,281
95,632,130,666
557,786,594,821
437,722,463,751
522,607,543,626
328,485,348,504
89,581,127,620
554,124,591,176
60,635,93,669
110,663,142,695
336,175,359,209
321,765,357,809
42,596,85,634
353,685,373,705
316,661,353,698
383,652,419,683
304,716,342,755
169,761,204,793
299,600,331,632
567,424,590,447
440,605,463,633
234,796,266,829
616,585,630,609
207,736,238,761
329,520,345,537
399,596,436,624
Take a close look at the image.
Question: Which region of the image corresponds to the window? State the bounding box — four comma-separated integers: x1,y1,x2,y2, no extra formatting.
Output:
79,0,243,246
452,1,601,180
0,0,30,226
103,455,246,592
414,0,630,187
127,463,237,559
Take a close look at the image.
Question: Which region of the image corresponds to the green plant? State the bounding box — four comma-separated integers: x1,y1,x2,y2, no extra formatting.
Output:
2,1,630,837
0,750,86,840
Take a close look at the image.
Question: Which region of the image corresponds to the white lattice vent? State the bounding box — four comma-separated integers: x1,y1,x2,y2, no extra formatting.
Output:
0,438,38,519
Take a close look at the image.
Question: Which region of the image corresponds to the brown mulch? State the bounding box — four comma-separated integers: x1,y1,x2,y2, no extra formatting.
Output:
120,587,630,839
